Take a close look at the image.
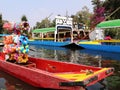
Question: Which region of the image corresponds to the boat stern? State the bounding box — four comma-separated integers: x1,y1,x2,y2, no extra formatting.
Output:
55,67,114,87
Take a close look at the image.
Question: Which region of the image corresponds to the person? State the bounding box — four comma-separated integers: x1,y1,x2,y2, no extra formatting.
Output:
104,35,112,45
104,35,112,40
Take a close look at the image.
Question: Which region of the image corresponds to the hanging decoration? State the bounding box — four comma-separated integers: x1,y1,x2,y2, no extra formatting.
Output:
3,21,30,64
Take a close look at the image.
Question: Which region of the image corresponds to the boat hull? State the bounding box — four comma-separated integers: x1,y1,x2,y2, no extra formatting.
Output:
29,40,70,47
0,52,114,90
79,44,120,53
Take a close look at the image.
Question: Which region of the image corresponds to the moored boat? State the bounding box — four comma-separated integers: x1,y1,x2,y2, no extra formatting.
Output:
29,16,74,47
78,40,120,53
0,52,114,90
78,19,120,53
29,40,71,47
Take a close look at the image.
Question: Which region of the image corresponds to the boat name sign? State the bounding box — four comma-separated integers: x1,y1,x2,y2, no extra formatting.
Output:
55,16,73,26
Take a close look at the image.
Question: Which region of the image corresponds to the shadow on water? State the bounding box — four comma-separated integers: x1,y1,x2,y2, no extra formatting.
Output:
63,43,84,50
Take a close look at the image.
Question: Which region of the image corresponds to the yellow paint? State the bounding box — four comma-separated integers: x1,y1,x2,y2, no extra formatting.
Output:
78,39,120,45
78,41,101,45
33,38,54,40
95,39,120,42
54,68,108,81
29,39,34,41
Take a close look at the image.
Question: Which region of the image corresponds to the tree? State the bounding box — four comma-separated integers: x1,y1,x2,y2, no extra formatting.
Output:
103,0,120,19
21,15,28,21
50,19,56,27
77,6,92,28
71,6,92,29
35,18,54,29
91,0,120,29
90,0,105,29
36,18,50,28
21,15,29,36
0,14,4,34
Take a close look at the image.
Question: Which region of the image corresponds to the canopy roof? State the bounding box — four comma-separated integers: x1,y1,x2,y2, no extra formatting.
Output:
32,27,55,33
96,19,120,28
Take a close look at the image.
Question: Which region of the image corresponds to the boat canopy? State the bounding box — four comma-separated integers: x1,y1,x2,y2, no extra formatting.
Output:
96,19,120,28
57,26,72,30
32,27,55,33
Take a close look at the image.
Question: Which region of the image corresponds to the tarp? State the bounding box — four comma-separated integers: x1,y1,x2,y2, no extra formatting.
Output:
96,19,120,28
32,27,55,33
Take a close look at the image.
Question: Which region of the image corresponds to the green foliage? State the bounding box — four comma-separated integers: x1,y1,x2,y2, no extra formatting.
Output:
104,28,120,39
35,18,55,29
91,0,120,29
91,0,103,7
21,15,29,36
103,0,120,19
71,6,92,29
21,15,28,21
92,0,120,20
0,14,4,34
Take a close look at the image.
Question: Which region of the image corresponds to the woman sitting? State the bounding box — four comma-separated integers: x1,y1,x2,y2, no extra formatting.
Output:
104,35,112,40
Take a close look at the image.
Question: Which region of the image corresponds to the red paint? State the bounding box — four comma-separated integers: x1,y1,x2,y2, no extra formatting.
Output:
0,52,114,90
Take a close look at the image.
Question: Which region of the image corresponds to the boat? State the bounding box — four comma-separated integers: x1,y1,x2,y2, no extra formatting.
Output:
29,16,74,47
0,52,114,90
78,19,120,53
78,40,120,53
29,39,71,47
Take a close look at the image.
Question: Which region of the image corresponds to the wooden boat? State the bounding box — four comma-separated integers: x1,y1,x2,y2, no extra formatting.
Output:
0,52,114,90
78,19,120,53
78,40,120,53
29,16,74,47
29,40,71,47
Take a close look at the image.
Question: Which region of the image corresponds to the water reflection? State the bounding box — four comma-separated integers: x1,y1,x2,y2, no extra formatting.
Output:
80,49,120,61
29,45,120,90
29,45,101,66
0,71,39,90
0,45,120,90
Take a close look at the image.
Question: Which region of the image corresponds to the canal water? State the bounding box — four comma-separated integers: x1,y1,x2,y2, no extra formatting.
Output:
0,45,120,90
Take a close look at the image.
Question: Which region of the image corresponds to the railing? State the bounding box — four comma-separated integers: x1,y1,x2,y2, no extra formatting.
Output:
30,38,66,42
33,38,54,41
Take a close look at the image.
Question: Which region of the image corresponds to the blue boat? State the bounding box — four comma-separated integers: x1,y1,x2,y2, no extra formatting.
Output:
29,16,74,47
78,40,120,53
78,19,120,53
29,40,71,47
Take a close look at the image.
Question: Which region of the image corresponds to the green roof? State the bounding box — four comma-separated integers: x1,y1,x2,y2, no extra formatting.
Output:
96,19,120,28
32,27,55,33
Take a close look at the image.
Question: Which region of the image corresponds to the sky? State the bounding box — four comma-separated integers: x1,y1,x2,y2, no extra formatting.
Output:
0,0,93,27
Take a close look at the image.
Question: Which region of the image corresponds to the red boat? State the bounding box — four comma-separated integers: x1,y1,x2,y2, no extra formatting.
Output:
0,52,114,90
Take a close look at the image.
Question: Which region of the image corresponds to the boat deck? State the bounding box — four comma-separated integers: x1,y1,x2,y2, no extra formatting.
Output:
54,68,108,81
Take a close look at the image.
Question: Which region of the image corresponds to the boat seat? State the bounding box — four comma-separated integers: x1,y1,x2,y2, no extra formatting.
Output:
24,62,36,68
17,62,36,68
